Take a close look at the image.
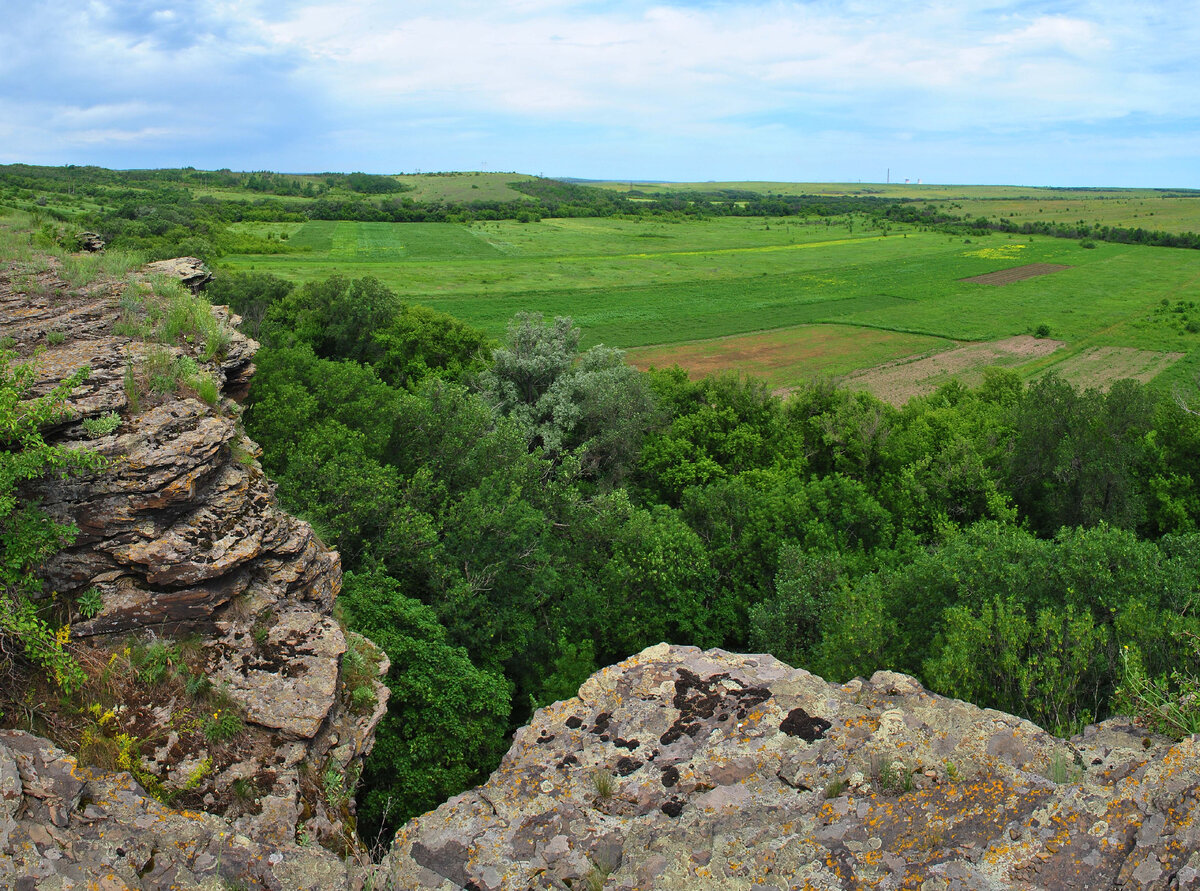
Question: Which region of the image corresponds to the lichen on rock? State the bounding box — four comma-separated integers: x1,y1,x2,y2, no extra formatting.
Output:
379,643,1200,890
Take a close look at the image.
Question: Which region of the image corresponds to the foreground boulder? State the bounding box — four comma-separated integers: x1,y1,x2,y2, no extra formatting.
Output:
380,644,1200,890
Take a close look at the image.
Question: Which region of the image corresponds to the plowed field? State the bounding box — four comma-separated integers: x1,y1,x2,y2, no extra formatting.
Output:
960,264,1072,285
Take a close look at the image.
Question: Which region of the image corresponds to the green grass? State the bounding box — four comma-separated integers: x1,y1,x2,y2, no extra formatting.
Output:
219,212,1200,396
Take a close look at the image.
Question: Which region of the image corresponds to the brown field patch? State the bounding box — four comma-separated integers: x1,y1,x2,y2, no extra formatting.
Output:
627,325,951,390
845,335,1065,405
960,264,1072,286
1048,346,1185,390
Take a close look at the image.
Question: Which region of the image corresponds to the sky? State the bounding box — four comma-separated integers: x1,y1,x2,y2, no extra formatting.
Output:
2,1,1198,187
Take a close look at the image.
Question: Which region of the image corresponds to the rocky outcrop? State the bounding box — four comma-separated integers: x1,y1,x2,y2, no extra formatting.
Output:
380,644,1200,890
76,231,105,252
142,256,213,291
0,730,357,889
1,255,388,881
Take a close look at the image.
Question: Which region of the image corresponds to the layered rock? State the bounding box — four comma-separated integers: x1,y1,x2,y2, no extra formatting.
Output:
1,255,388,880
381,644,1200,890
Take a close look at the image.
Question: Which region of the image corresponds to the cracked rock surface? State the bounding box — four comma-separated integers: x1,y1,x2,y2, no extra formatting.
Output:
1,256,388,861
380,644,1200,890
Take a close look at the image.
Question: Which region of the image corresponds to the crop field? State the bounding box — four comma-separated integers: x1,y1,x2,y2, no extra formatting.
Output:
627,325,952,390
221,208,1200,401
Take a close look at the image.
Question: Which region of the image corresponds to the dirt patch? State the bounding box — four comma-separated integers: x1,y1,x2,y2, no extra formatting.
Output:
960,263,1072,285
627,325,948,390
846,335,1065,405
1049,346,1185,390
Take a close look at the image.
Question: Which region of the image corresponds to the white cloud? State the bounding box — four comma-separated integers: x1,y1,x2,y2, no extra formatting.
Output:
250,0,1199,135
0,0,1197,183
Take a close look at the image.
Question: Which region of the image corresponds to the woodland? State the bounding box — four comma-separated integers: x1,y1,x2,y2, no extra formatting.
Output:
4,165,1200,851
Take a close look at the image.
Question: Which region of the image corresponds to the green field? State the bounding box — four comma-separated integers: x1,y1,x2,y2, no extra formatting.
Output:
221,212,1200,397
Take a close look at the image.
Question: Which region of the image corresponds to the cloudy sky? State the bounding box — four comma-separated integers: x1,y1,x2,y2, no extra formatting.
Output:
2,1,1197,186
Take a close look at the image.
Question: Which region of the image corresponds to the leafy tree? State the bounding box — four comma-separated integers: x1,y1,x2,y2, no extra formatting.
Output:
480,313,658,483
1006,374,1154,534
341,567,511,848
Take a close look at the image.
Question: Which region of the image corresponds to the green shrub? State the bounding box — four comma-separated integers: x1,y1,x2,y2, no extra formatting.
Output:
1112,643,1200,739
0,350,103,693
45,329,65,345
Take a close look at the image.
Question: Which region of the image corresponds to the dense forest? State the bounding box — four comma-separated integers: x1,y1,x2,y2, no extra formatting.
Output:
203,269,1200,850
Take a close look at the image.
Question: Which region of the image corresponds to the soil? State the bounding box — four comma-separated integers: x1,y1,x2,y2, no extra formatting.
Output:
960,263,1072,285
845,335,1065,405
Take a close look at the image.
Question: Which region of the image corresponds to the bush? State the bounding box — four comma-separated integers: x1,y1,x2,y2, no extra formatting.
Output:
1,350,104,692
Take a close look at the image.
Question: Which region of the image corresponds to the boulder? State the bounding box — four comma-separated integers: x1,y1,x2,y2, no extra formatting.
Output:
142,256,213,292
379,644,1200,890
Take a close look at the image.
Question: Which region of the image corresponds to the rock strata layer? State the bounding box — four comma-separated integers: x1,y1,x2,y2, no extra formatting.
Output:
381,644,1200,890
1,255,388,882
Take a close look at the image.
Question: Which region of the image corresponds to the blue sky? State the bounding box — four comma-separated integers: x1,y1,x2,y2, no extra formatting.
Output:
2,0,1197,186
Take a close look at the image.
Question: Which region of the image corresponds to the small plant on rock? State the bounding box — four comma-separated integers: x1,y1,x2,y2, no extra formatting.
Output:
82,412,121,439
75,587,103,619
203,708,244,742
591,770,614,800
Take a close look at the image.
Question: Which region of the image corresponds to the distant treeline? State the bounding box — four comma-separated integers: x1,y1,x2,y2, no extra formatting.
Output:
4,163,1200,260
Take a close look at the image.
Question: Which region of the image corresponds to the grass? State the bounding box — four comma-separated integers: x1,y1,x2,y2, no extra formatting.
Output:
221,214,1200,397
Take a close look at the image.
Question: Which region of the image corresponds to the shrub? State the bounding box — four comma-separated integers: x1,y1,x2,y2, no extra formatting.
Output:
1,350,103,692
1034,323,1051,338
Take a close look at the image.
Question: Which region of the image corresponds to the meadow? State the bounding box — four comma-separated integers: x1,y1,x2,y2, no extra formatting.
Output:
222,209,1200,401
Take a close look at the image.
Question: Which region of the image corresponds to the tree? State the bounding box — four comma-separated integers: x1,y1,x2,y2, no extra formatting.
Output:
480,313,658,483
340,567,511,848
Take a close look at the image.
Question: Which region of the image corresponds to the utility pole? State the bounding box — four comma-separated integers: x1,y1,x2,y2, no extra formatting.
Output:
887,168,890,184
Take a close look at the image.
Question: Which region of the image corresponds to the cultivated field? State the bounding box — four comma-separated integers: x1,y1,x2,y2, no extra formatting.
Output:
220,192,1200,401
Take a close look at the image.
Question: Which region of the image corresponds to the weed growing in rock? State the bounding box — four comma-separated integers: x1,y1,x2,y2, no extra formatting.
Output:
823,777,846,799
184,670,212,699
75,587,103,619
342,636,382,713
1046,750,1084,784
123,362,140,413
45,329,65,345
131,640,180,685
203,708,244,742
194,374,219,405
231,776,259,802
324,763,356,810
870,753,914,795
82,412,121,439
591,770,614,800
